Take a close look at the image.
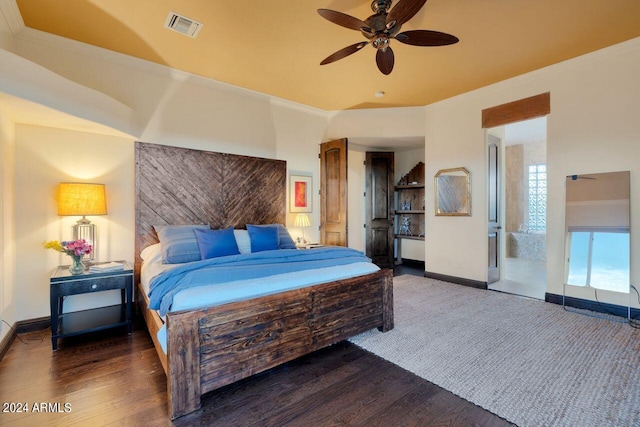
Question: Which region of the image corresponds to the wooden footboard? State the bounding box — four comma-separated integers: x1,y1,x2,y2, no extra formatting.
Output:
149,269,393,419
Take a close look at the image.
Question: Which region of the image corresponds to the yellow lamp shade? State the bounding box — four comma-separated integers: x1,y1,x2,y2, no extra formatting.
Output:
57,183,107,216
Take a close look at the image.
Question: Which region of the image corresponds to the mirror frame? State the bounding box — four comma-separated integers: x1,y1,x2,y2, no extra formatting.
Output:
434,167,471,216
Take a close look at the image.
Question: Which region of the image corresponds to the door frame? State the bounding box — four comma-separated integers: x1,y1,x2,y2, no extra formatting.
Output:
482,92,551,284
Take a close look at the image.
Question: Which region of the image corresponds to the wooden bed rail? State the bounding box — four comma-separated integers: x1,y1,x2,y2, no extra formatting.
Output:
165,269,393,419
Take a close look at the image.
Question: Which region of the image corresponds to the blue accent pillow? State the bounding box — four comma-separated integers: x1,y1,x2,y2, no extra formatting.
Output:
194,227,240,259
248,224,296,249
154,224,210,264
275,224,297,249
246,224,280,252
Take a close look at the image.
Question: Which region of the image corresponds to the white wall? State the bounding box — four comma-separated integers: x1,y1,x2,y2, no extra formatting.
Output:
0,108,15,340
15,125,134,318
136,77,278,158
11,29,281,158
347,148,366,252
326,107,426,141
424,95,488,279
396,147,425,180
423,38,640,308
0,0,16,51
272,101,328,244
546,41,640,306
0,49,137,136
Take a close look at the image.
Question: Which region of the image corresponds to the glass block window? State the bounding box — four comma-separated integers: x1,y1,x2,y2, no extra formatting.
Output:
528,164,546,231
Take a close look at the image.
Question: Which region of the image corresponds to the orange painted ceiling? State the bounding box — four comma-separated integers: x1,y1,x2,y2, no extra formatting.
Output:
16,0,640,111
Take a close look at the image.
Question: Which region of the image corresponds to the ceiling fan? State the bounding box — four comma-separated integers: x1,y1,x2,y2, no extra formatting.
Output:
318,0,459,75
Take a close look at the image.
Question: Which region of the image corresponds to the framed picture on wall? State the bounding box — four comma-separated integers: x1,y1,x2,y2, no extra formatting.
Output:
434,167,471,216
290,175,312,213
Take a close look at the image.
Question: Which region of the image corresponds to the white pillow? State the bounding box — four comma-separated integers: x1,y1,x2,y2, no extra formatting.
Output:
233,229,252,254
140,243,162,262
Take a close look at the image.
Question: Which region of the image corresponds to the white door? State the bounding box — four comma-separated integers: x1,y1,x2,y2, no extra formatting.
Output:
488,135,501,284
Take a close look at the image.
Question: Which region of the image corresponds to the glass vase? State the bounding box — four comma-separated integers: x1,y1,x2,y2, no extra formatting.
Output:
69,255,85,275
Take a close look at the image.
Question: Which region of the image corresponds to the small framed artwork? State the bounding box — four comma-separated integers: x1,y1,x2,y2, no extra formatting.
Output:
290,175,312,213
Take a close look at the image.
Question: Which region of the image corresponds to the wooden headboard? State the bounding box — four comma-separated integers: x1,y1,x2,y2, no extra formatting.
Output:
134,141,286,280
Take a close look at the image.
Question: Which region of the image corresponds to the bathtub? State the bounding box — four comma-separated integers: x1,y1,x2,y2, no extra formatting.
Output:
508,231,546,261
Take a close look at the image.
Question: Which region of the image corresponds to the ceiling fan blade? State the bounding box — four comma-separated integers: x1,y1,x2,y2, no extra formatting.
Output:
320,41,369,65
386,0,427,28
376,47,395,75
318,9,372,33
395,30,459,46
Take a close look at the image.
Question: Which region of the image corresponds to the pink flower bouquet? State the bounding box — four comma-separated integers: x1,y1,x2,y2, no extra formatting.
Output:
43,239,93,257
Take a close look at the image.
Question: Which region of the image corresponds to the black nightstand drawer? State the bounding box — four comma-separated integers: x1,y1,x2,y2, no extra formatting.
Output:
55,275,130,295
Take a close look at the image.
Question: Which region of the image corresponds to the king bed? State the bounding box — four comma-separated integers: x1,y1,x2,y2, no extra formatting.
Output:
134,142,394,419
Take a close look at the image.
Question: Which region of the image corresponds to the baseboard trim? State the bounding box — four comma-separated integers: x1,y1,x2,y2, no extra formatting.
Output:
399,259,425,268
424,271,488,290
0,326,16,361
546,293,639,319
16,316,50,334
0,317,50,361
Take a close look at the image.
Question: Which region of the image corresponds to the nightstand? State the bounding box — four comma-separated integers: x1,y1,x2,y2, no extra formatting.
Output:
49,261,133,351
296,243,324,249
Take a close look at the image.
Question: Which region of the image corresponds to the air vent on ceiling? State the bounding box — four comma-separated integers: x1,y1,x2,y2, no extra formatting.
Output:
164,11,203,38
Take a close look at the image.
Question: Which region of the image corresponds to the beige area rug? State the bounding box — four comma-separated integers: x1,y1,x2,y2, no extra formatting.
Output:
350,275,640,427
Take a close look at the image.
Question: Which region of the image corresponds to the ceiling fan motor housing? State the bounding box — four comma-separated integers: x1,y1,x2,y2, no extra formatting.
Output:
362,11,401,50
371,0,393,14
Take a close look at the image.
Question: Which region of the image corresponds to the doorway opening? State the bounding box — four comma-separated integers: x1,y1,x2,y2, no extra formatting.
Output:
489,117,547,300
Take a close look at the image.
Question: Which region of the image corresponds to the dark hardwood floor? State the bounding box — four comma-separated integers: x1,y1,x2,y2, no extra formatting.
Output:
394,259,425,277
0,318,512,426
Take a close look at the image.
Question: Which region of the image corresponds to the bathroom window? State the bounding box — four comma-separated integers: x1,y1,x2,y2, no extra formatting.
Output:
566,229,629,293
528,164,546,231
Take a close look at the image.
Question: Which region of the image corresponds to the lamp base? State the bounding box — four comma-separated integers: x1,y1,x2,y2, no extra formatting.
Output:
73,217,96,261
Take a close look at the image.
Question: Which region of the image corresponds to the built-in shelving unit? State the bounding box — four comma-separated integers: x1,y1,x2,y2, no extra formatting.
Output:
394,162,425,263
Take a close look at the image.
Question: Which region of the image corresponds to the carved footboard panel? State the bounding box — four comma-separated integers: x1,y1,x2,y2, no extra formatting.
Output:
165,269,393,419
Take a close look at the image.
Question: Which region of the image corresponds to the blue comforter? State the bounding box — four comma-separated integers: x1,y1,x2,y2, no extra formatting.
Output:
148,246,372,316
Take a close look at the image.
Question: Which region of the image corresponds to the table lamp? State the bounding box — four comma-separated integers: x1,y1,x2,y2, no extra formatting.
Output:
294,213,311,244
57,182,107,261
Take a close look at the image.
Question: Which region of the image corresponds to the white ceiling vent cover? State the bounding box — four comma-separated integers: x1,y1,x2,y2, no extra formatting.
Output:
164,12,203,38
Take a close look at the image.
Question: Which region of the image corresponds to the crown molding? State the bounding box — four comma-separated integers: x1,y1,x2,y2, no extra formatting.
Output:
0,0,24,35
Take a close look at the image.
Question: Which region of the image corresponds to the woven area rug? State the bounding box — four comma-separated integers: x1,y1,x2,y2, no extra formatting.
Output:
350,275,640,427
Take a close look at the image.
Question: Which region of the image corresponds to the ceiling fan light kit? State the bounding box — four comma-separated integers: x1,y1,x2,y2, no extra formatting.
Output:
318,0,459,75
